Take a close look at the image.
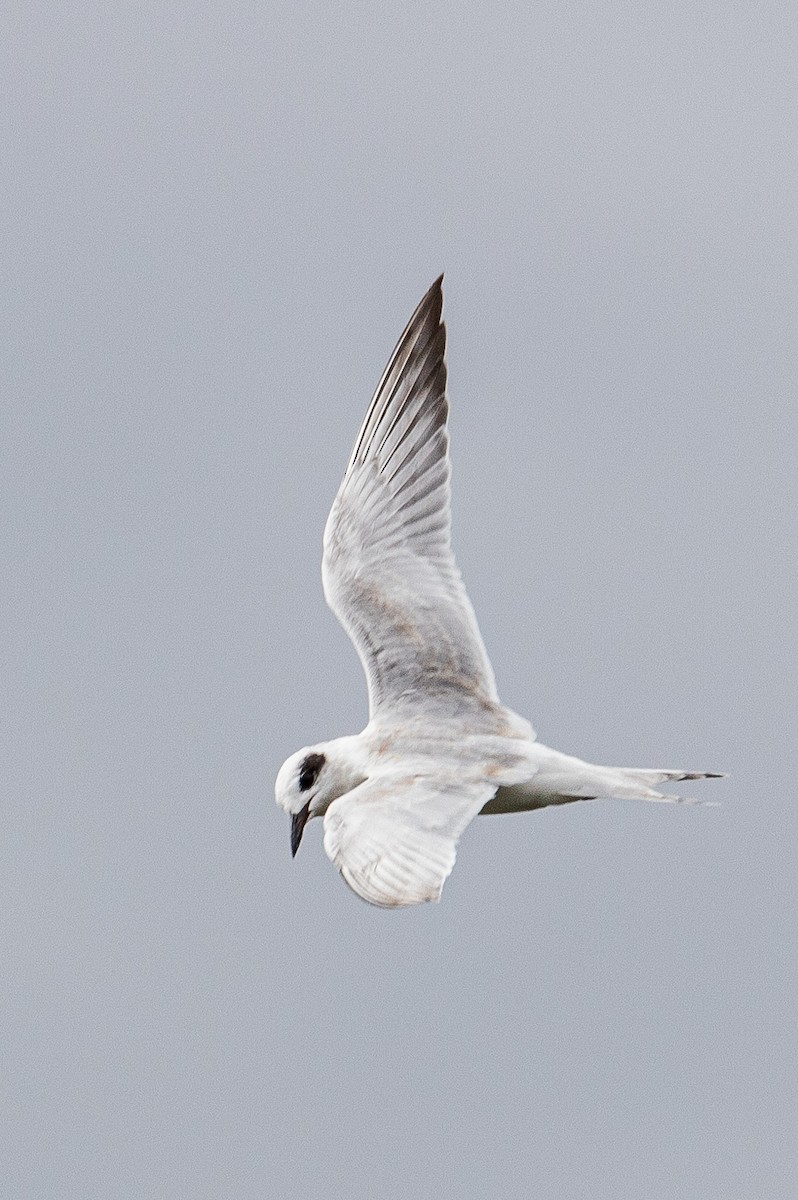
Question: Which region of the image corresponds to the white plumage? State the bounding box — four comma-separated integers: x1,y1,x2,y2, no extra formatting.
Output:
275,278,723,907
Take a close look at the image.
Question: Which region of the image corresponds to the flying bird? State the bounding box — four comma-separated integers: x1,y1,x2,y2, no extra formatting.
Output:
275,278,723,907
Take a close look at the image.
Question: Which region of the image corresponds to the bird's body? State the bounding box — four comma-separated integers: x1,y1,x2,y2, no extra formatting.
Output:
275,278,722,907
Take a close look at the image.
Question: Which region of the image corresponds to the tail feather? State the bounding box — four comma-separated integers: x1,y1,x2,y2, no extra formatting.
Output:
602,768,726,806
481,748,726,816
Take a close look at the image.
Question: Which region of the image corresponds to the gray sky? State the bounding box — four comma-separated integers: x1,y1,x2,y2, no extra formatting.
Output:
5,3,797,1197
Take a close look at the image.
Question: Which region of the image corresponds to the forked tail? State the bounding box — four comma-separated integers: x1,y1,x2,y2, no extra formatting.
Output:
605,768,726,805
481,750,726,815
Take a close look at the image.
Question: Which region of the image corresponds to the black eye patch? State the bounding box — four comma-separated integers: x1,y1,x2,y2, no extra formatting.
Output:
298,752,326,792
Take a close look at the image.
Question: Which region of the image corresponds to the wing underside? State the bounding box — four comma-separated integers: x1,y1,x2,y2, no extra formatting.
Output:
322,277,501,725
323,773,495,907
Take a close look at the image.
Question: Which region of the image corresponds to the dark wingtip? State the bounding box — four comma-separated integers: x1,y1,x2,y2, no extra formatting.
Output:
344,275,447,473
411,274,444,324
414,274,444,327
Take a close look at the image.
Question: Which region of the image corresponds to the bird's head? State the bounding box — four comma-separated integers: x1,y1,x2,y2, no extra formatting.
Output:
275,739,367,856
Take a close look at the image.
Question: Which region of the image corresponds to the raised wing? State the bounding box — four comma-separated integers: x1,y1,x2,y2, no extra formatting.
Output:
323,773,495,907
322,277,500,725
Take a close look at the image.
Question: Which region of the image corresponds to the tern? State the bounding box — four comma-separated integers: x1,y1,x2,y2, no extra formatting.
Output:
276,277,723,907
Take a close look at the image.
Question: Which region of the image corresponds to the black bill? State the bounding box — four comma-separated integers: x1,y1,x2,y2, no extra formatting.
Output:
291,800,311,857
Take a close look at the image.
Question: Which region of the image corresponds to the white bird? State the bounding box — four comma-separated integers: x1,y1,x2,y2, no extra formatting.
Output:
275,277,723,907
